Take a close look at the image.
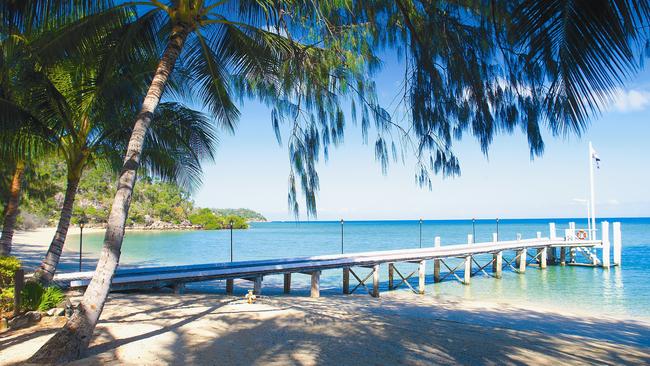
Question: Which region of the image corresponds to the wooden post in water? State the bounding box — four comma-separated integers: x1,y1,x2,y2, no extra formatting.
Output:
540,247,547,269
14,269,24,315
601,222,610,268
418,260,426,294
372,264,380,298
283,273,291,294
253,276,262,295
464,235,472,284
495,251,503,279
388,263,394,290
492,233,498,272
226,279,234,295
613,222,622,265
518,248,527,273
311,271,321,298
173,283,185,295
433,237,441,283
536,232,542,265
515,233,522,268
343,267,350,294
463,256,471,284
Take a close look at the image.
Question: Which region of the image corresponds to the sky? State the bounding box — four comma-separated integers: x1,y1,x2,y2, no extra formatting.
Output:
192,52,650,221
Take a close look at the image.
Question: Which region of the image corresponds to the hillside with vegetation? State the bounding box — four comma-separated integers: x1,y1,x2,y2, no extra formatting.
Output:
1,159,263,230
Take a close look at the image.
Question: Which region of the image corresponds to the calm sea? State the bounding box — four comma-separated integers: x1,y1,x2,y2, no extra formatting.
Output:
58,217,650,319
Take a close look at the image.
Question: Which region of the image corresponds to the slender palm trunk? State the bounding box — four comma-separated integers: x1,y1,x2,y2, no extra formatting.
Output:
0,161,25,256
28,23,190,364
33,175,80,284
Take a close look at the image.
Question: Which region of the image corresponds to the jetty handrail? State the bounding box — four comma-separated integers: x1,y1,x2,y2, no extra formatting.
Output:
58,236,602,288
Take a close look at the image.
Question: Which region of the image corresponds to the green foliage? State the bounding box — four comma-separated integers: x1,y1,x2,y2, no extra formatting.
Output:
0,287,13,313
21,281,44,311
0,256,21,313
213,208,266,222
188,209,250,230
188,208,221,230
0,256,21,288
38,286,65,312
224,215,248,230
8,157,260,230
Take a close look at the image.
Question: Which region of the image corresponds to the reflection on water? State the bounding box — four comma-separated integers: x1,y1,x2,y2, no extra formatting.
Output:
62,217,650,319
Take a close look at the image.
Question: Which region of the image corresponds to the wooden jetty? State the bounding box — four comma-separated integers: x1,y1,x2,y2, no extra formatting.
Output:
51,221,622,298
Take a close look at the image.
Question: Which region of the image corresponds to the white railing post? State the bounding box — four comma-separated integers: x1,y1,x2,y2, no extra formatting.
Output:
601,221,610,268
613,222,622,265
549,223,556,240
548,222,557,264
492,233,498,273
464,235,472,284
433,237,441,283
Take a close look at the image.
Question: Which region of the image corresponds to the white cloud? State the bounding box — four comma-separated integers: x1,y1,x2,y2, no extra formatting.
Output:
608,88,650,112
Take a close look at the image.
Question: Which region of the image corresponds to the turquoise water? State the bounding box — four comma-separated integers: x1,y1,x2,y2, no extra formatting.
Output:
63,217,650,319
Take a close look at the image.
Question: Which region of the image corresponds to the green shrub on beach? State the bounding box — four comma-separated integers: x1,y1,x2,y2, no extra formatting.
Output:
38,287,66,312
21,281,44,311
0,256,20,288
0,287,13,312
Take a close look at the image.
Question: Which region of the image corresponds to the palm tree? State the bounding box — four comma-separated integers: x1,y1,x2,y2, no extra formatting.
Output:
27,37,217,285
30,0,650,363
1,0,216,277
0,31,56,256
28,0,375,361
0,161,25,256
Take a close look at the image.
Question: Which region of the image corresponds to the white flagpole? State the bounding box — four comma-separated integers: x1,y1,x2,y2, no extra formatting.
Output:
589,142,597,240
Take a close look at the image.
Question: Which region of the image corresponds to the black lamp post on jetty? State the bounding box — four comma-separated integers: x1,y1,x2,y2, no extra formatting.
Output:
472,218,476,243
78,216,87,272
229,220,234,262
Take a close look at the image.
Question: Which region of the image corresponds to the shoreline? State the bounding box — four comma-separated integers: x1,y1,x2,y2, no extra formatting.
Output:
5,227,649,364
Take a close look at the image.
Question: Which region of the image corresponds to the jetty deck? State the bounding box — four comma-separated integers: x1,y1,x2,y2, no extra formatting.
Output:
52,221,622,298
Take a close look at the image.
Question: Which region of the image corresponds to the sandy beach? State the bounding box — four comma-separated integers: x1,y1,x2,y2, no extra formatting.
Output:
1,290,649,365
4,228,650,365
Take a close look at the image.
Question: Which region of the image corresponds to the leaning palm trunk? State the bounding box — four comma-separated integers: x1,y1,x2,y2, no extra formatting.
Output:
0,161,25,256
28,24,190,364
34,175,80,284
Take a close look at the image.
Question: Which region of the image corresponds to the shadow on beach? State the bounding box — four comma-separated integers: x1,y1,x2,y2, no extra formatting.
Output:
3,290,647,366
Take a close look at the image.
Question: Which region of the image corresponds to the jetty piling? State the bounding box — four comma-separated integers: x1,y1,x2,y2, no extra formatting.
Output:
310,271,320,298
52,221,622,299
491,233,499,272
495,251,503,279
283,273,291,294
433,237,441,282
518,248,527,273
